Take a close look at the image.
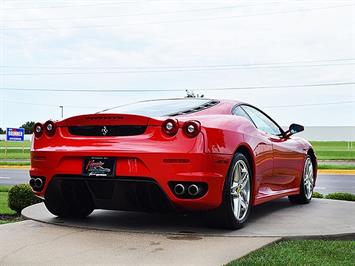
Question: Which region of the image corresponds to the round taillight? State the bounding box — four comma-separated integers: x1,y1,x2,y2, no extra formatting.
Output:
33,123,43,138
44,120,56,137
162,119,179,136
183,121,201,138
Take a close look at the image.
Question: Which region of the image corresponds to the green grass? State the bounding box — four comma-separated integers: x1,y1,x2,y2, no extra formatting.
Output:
312,192,355,201
0,162,30,166
0,140,31,147
311,141,355,160
325,192,355,201
0,140,30,160
0,186,19,224
318,164,355,170
0,191,16,215
0,152,29,160
227,240,355,266
0,186,12,192
312,191,324,198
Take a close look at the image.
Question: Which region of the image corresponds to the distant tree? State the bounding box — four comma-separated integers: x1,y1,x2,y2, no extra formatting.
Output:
20,121,35,134
0,128,5,134
185,89,204,98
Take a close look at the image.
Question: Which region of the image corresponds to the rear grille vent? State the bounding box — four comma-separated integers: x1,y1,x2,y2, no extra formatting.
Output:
169,100,220,116
68,125,147,136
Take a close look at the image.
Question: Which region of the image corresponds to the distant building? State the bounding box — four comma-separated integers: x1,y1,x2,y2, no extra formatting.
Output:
287,126,355,141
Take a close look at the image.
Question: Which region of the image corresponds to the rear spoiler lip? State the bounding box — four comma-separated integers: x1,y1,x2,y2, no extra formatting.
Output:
56,113,164,127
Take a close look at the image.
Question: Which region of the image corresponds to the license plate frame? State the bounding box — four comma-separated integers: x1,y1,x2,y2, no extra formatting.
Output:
83,157,116,177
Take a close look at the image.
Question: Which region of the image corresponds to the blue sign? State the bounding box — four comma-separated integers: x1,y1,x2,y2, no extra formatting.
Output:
6,128,25,142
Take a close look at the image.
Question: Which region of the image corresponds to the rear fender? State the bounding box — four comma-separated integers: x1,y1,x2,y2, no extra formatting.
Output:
195,115,255,154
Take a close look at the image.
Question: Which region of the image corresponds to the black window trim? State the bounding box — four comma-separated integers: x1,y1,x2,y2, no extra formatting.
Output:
232,104,285,137
166,99,220,117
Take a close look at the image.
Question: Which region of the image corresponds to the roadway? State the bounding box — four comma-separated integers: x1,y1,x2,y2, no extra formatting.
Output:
0,168,354,194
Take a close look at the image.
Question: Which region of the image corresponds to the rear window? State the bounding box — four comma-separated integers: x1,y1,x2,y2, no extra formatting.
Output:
100,99,215,117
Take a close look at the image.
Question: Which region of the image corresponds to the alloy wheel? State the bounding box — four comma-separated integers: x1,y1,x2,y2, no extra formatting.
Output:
230,160,251,221
303,157,314,199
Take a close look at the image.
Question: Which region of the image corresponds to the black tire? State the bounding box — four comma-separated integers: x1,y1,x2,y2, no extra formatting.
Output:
210,153,253,229
288,155,314,204
45,180,94,218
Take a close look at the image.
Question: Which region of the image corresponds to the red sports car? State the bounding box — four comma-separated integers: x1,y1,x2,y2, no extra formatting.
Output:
30,98,317,229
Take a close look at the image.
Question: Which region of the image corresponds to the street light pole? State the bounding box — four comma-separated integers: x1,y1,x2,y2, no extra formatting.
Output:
59,106,64,119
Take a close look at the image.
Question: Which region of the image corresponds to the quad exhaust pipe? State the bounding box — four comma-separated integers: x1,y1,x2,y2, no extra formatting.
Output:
29,177,44,191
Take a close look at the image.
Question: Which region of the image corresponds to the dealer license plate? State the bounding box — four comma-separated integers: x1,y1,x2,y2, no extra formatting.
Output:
83,157,115,177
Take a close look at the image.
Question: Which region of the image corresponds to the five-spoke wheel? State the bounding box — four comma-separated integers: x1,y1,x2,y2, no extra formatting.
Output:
289,155,314,204
211,153,252,229
230,159,251,222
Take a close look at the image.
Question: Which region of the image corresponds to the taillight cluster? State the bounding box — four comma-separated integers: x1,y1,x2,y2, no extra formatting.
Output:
161,119,201,137
34,120,56,138
162,119,179,136
182,120,200,138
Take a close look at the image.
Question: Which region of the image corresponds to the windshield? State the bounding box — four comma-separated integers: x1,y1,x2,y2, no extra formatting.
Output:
100,98,213,117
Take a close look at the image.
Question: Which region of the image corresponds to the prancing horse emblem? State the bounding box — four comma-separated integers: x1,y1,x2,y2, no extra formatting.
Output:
101,126,108,136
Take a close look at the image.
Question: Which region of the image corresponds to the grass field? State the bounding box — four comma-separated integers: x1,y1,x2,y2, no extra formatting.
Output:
0,191,15,215
311,141,355,160
0,186,19,224
318,164,355,170
228,240,355,266
0,140,354,161
0,140,31,148
0,140,30,160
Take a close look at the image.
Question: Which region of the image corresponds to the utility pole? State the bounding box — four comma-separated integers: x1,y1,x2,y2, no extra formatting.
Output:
59,106,64,119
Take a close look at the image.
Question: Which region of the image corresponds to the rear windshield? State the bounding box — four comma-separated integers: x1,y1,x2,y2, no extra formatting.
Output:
100,98,213,117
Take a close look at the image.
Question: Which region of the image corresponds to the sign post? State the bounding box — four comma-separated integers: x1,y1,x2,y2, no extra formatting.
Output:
6,128,25,157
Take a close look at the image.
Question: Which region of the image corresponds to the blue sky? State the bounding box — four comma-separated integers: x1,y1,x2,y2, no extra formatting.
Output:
0,0,354,128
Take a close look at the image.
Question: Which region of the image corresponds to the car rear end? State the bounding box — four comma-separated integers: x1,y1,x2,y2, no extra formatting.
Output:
30,113,231,212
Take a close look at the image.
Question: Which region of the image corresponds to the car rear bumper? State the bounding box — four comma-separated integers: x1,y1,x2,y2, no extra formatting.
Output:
30,150,232,211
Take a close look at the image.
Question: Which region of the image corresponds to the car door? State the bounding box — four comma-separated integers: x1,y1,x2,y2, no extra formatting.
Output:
240,105,303,192
270,135,306,190
232,106,274,195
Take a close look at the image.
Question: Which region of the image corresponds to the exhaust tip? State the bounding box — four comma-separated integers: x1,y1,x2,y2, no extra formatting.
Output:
34,178,43,190
174,184,185,196
29,178,35,188
188,184,199,196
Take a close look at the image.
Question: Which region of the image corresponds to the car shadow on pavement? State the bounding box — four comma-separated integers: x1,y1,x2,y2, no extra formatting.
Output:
248,198,298,222
49,198,298,234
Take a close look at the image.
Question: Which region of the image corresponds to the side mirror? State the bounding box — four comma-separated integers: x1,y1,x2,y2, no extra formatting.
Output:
285,123,304,137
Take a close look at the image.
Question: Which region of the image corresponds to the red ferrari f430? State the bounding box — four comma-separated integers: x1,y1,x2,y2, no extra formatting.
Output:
30,98,317,229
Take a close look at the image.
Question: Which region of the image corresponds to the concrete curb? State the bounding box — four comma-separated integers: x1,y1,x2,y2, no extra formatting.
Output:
21,199,355,240
21,211,355,241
